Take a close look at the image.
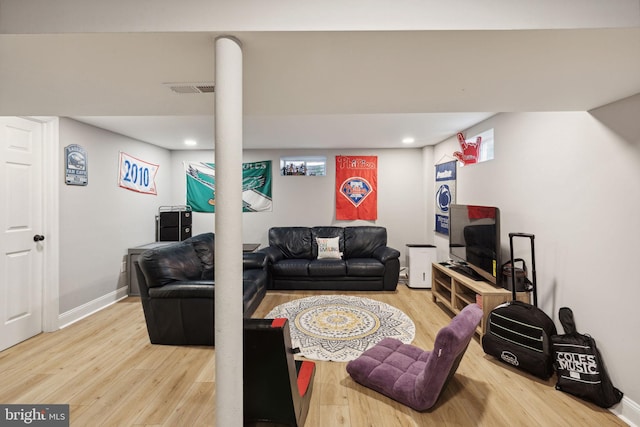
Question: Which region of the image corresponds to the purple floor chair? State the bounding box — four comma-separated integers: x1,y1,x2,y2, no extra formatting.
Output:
346,303,483,411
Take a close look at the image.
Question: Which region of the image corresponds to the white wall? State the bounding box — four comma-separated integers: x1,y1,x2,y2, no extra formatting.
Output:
58,119,172,313
169,148,428,264
433,104,640,422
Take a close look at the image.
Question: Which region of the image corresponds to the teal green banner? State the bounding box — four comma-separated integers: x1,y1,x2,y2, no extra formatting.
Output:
185,160,272,213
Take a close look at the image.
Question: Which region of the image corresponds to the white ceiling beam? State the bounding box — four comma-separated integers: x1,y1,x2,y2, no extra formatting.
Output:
1,0,639,34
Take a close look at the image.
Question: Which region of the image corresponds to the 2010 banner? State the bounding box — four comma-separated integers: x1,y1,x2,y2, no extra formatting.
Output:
118,152,159,195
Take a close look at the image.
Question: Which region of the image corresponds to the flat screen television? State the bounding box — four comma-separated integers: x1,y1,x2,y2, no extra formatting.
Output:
448,204,501,285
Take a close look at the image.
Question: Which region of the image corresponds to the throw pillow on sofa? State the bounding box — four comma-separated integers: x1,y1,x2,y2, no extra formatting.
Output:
316,236,342,259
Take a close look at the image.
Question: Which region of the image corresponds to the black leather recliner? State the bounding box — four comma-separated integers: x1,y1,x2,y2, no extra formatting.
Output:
134,232,268,346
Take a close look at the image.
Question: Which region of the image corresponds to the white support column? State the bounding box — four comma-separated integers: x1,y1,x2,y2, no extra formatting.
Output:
214,35,243,427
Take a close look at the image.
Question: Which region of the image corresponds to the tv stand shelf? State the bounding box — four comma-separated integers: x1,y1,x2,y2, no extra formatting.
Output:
431,262,530,337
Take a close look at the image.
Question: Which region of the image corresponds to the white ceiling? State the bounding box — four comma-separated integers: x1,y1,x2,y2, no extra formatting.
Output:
1,8,639,150
72,113,497,150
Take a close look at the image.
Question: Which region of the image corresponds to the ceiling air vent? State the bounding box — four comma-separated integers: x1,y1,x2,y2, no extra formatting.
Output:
165,82,215,94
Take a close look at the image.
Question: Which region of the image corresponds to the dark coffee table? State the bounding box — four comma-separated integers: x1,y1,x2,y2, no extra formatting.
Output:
243,243,260,252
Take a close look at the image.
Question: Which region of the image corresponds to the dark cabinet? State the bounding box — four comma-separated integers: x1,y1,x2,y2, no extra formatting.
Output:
156,205,192,241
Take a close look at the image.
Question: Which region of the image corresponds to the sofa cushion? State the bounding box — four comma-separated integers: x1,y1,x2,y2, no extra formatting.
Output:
308,259,347,276
189,232,215,271
311,226,344,258
316,236,342,259
139,242,203,287
346,259,385,276
273,259,310,277
202,268,214,281
344,226,387,259
269,227,314,259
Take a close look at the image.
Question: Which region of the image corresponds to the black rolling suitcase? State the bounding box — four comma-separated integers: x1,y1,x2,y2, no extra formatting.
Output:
482,233,557,379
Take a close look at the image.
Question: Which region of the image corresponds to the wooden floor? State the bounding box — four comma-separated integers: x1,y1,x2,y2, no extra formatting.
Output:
0,285,627,426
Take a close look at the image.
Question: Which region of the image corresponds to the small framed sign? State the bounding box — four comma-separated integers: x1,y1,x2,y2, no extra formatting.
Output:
65,144,88,185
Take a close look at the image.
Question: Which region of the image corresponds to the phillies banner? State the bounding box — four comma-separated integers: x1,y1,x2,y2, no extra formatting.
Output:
335,156,377,220
185,160,272,213
435,160,456,235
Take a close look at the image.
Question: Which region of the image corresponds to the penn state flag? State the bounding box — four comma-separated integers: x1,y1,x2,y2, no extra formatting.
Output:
335,156,377,220
435,160,456,235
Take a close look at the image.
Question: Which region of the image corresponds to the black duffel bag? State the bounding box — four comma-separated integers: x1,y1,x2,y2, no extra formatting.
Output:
551,307,623,408
501,258,533,292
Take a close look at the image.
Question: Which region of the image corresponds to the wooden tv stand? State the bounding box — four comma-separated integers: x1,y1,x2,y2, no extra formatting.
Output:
431,262,530,338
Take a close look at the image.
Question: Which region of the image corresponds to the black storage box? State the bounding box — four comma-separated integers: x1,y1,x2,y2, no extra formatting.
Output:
156,205,192,241
158,210,192,227
158,225,192,241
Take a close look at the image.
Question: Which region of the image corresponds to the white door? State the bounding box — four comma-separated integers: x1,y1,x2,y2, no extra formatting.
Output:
0,117,44,351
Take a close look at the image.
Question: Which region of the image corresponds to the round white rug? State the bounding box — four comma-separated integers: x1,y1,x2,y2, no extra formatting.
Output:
265,295,415,362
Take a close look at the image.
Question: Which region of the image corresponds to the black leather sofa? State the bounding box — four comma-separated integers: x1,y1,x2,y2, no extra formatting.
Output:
258,226,400,291
134,232,268,346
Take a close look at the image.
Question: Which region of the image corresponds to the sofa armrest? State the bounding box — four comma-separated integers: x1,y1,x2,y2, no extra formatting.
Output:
148,281,214,298
373,246,401,263
257,246,284,264
244,252,268,270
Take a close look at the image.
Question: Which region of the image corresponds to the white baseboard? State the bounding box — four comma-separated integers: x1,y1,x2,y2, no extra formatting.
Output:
612,396,640,427
58,286,129,329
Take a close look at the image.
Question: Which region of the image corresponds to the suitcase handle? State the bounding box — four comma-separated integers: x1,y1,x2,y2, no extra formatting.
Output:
508,233,537,306
509,232,534,239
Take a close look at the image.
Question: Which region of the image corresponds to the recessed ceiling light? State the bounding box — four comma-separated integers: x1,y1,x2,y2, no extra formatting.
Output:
184,139,197,146
402,137,415,144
